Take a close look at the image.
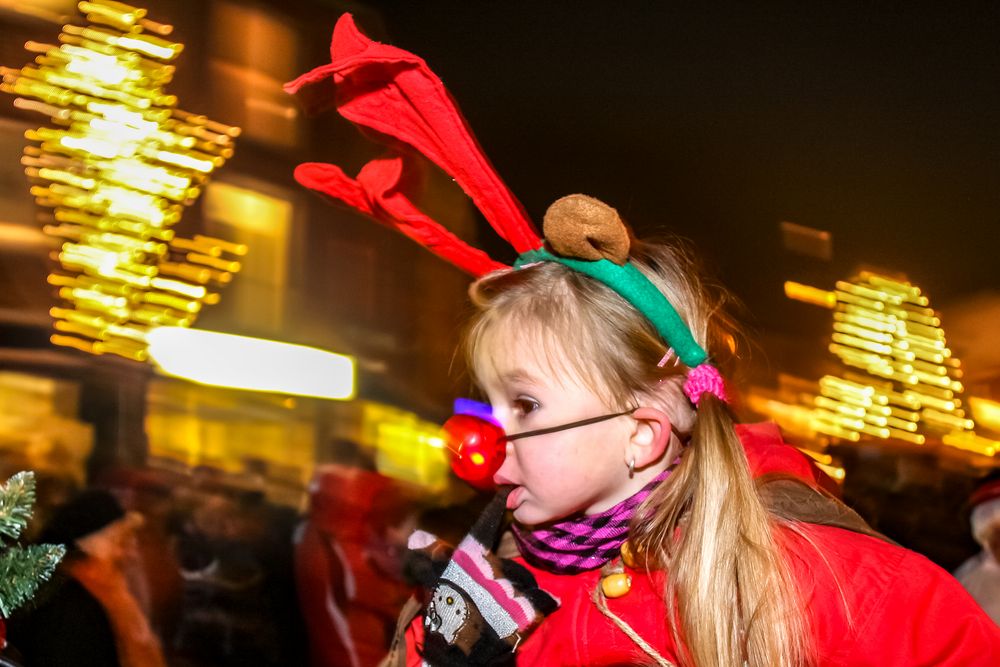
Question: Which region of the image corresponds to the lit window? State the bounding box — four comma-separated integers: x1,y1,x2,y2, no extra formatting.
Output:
208,1,301,150
202,180,293,330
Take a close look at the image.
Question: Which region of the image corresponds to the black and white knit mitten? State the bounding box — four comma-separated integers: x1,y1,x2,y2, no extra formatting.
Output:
405,489,558,666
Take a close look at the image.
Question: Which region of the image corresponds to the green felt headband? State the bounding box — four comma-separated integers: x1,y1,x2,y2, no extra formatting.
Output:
514,247,709,368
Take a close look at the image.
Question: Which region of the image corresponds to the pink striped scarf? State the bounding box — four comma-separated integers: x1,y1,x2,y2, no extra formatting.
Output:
512,470,670,574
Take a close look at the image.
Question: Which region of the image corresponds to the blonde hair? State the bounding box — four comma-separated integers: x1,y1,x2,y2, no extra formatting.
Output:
464,239,812,667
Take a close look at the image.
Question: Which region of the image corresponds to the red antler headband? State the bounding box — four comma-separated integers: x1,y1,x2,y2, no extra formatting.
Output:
285,14,726,406
283,14,540,276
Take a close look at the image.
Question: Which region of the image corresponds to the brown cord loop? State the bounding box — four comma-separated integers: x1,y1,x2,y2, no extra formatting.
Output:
590,558,675,667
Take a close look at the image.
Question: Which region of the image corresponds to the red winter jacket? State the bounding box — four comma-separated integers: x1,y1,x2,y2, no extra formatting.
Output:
396,423,1000,665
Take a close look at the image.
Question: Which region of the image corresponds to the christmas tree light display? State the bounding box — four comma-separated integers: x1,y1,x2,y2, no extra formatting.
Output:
0,0,244,363
785,273,998,457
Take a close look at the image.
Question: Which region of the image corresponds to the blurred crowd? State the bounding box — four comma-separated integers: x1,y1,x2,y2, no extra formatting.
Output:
1,451,996,667
0,451,475,667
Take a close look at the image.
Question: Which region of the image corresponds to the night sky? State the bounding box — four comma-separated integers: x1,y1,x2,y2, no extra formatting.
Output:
354,1,998,344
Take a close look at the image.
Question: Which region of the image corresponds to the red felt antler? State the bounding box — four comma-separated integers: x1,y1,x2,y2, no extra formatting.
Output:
294,157,506,276
285,14,542,274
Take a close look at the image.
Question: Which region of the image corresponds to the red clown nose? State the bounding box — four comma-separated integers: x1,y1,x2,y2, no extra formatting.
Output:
443,408,638,490
443,414,506,490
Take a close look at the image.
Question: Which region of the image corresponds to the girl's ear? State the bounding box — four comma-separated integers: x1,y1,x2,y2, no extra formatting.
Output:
627,407,675,470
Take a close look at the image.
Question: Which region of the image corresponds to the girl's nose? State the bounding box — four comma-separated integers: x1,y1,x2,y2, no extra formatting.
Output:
492,443,518,485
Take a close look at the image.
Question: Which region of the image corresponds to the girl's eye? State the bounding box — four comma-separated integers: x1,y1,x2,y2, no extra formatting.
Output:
512,397,539,416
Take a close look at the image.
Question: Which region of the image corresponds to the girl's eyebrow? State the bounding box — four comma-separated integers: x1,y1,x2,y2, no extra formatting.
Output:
498,369,538,386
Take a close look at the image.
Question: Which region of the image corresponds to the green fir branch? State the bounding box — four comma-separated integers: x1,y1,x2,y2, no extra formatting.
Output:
0,471,36,543
0,543,65,617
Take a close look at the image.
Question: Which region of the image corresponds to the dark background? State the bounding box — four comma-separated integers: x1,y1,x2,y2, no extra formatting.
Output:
352,1,998,343
332,1,1000,568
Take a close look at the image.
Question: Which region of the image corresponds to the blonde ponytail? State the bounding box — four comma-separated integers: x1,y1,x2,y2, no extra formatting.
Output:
631,395,810,666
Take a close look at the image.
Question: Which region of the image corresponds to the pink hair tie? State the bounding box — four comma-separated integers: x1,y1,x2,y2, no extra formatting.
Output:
683,363,728,406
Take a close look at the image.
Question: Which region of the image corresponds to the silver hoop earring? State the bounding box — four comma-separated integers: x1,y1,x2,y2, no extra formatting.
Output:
628,458,635,478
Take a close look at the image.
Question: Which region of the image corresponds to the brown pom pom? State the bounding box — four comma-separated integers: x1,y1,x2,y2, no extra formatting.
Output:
543,194,631,265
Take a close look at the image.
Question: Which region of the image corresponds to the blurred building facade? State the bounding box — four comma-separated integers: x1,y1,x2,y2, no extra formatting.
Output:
0,0,475,501
2,0,997,569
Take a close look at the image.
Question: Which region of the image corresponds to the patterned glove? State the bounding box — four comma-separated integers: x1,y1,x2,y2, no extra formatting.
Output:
405,488,559,666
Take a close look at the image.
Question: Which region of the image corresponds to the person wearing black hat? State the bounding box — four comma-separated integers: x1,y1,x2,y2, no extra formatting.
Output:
6,490,166,667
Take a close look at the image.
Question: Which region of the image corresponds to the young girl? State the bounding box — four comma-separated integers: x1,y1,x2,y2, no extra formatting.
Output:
286,15,1000,666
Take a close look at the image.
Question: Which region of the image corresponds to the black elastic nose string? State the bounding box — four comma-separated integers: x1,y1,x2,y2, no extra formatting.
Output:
503,409,636,442
503,408,689,444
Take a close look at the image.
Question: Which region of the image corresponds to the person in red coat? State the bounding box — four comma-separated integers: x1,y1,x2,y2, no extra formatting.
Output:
955,474,1000,625
295,465,418,667
384,226,1000,665
380,227,1000,665
391,421,1000,666
286,16,1000,665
